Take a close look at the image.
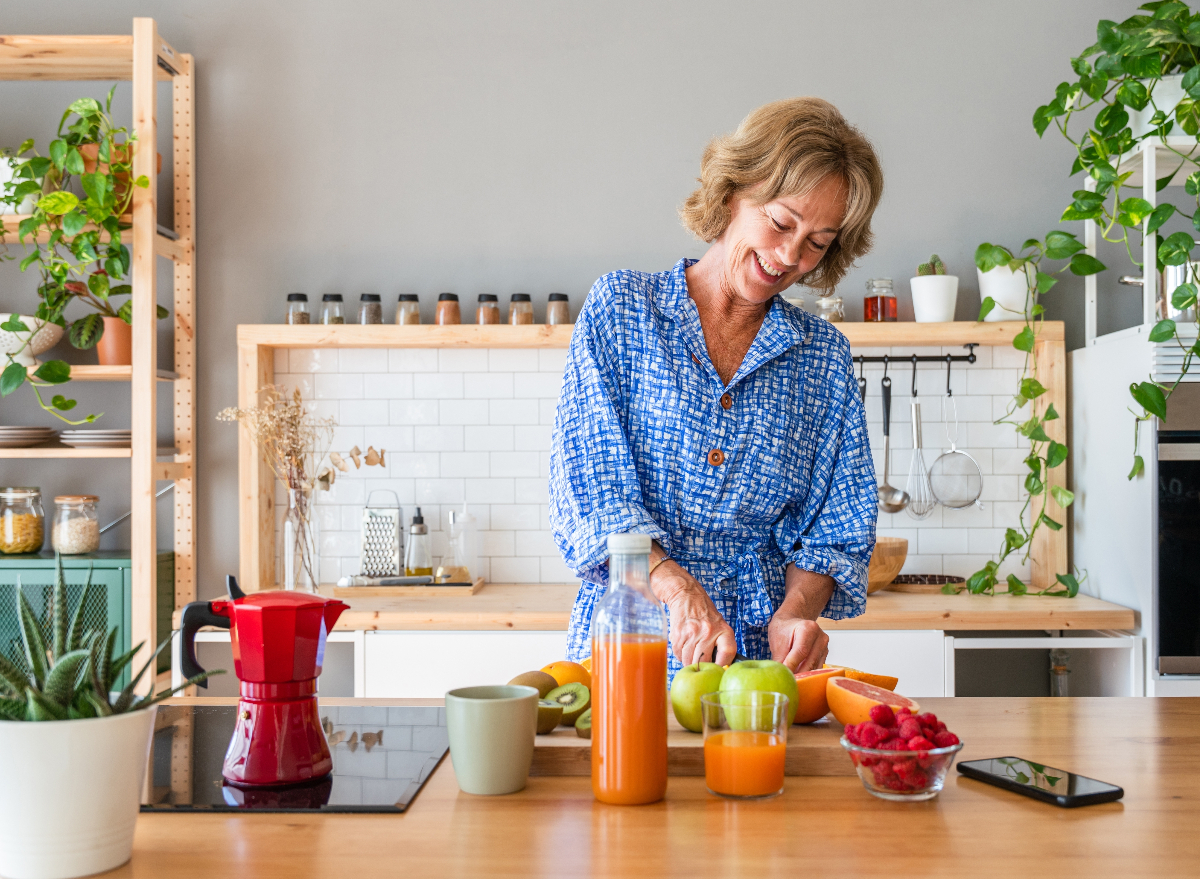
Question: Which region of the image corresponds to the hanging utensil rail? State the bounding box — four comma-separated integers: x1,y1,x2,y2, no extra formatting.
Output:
852,344,978,369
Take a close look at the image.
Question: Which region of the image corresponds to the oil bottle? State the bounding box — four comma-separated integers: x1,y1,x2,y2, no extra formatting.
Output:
403,507,432,576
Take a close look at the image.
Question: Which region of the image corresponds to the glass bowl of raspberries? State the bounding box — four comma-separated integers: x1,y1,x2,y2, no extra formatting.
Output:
840,704,963,802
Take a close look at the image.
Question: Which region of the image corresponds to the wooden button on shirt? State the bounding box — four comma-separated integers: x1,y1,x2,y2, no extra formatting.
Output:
720,393,733,410
707,449,725,466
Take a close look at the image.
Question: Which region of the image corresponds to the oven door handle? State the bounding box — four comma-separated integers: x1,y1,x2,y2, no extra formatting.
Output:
1159,443,1200,461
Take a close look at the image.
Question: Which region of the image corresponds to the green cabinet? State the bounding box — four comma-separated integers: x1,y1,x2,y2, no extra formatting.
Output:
0,552,175,684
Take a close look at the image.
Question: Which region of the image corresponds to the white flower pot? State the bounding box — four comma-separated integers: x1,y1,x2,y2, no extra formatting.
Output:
0,155,38,215
0,708,156,879
0,314,64,367
909,275,959,322
977,264,1033,322
1130,73,1187,140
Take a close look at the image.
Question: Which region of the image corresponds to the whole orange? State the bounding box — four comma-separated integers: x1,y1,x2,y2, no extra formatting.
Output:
541,660,591,690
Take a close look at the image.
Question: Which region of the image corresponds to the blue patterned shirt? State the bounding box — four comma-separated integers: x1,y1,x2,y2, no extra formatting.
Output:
550,258,876,679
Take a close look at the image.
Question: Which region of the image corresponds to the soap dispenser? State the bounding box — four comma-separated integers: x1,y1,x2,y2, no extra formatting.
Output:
404,507,432,576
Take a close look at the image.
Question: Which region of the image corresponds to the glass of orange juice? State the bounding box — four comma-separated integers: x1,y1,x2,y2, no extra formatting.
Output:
701,691,789,799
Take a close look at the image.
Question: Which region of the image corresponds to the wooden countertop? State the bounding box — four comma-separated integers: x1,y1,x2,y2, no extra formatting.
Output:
121,696,1197,877
307,584,1137,632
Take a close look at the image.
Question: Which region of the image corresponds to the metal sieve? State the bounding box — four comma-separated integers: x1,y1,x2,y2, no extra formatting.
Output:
929,394,983,509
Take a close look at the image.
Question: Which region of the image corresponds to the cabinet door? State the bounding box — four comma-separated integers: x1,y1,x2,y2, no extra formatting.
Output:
825,630,946,698
364,631,570,698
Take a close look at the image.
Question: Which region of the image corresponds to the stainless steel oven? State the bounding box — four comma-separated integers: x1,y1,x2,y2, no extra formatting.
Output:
1158,431,1200,674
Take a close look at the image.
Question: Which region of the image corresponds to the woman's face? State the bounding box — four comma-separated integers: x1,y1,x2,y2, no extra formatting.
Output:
716,175,846,306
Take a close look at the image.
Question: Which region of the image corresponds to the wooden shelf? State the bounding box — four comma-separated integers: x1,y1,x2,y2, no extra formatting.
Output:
236,320,1055,351
67,365,178,382
0,33,187,80
1,215,192,264
0,445,178,459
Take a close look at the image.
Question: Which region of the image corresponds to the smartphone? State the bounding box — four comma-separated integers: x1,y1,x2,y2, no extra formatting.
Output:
957,757,1123,808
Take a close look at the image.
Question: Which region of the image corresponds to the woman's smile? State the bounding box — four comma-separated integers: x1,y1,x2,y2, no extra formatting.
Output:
753,250,786,280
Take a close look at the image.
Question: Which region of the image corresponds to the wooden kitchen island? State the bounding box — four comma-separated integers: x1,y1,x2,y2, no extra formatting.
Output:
121,697,1197,877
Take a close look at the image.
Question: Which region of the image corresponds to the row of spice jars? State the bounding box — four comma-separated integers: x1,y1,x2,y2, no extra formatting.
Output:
0,488,100,554
285,293,572,326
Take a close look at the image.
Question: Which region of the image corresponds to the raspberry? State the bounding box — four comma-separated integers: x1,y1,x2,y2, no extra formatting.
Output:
869,704,897,727
895,707,913,718
879,738,908,751
859,754,879,768
916,713,939,728
857,721,890,748
933,731,961,748
935,721,948,733
890,756,916,773
845,723,862,745
899,768,928,790
920,727,937,741
907,735,935,751
897,718,922,740
885,776,909,792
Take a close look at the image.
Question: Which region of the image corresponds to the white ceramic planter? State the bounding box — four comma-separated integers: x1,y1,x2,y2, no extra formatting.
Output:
0,155,38,215
0,708,156,879
977,264,1033,322
0,314,64,367
910,275,959,322
1130,73,1186,139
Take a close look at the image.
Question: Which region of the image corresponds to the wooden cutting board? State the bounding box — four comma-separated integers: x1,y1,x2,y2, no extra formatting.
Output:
530,711,854,777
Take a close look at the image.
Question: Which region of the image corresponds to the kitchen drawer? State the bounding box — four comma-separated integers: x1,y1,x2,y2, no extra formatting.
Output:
363,630,569,698
825,629,946,698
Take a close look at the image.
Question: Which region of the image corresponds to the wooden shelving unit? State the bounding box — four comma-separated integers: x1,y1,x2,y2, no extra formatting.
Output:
0,19,196,690
235,320,1067,594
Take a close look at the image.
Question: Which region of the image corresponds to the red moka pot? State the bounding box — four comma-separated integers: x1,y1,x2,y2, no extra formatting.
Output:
180,578,348,787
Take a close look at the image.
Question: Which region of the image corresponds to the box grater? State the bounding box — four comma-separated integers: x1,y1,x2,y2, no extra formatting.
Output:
359,491,403,577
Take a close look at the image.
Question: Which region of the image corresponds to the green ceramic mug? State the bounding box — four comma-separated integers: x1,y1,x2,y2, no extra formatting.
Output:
445,684,539,795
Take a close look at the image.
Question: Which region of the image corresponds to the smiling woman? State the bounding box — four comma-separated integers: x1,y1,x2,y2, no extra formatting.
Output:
550,97,885,684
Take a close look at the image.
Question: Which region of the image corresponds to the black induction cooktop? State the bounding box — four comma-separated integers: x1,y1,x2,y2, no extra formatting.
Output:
142,703,448,813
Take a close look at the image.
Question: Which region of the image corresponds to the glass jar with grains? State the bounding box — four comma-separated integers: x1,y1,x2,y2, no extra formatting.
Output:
476,294,500,325
52,495,100,554
546,293,571,325
320,293,345,324
435,293,461,325
0,487,44,554
811,295,845,323
357,293,383,325
395,294,421,325
285,293,310,324
508,293,533,325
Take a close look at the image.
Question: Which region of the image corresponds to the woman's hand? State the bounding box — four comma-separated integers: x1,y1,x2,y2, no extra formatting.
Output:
768,565,835,672
651,560,738,667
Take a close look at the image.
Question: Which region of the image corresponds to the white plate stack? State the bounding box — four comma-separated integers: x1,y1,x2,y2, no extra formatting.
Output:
0,426,57,448
60,429,132,449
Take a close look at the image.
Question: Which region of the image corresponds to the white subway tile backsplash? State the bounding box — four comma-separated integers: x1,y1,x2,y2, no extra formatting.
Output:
285,348,1046,588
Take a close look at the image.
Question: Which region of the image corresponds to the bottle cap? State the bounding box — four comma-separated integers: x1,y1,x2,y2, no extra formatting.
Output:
412,507,424,525
438,293,459,301
510,293,531,302
55,495,99,504
607,533,652,555
548,293,568,302
322,293,343,302
478,294,498,302
360,293,381,302
287,293,308,302
398,294,419,302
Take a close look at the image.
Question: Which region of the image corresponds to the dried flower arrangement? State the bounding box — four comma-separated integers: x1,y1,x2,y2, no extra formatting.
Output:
218,385,387,590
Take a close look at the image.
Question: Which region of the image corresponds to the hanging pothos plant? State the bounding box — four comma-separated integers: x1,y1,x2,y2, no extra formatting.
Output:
1033,1,1200,477
949,235,1099,596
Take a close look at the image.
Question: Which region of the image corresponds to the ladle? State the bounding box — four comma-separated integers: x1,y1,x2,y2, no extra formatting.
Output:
878,368,910,513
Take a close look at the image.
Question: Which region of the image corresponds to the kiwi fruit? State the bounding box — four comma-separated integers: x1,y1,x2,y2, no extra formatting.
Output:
575,708,592,739
546,682,590,726
508,670,559,698
536,700,564,734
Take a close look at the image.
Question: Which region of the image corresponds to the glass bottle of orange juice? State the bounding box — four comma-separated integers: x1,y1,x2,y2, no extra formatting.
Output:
591,533,668,805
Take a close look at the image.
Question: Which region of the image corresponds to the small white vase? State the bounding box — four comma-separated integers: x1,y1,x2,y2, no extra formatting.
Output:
0,314,65,367
0,708,156,879
910,275,959,322
977,265,1033,322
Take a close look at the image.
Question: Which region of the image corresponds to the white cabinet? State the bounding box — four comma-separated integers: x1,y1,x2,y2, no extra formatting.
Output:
363,630,570,698
825,629,947,698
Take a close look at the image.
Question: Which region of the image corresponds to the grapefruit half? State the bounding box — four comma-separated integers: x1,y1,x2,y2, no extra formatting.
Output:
823,663,899,692
792,667,844,724
826,677,919,726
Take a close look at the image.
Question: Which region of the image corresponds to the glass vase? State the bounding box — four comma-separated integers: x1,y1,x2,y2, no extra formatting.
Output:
282,487,320,592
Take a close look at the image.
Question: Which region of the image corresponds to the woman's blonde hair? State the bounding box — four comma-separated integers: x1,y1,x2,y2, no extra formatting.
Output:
679,97,883,294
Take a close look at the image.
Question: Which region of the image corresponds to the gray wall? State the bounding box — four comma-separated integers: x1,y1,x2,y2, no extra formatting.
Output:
0,0,1135,599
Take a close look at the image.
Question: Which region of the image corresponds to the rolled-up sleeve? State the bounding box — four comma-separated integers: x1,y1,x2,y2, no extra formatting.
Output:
549,279,671,585
773,344,876,620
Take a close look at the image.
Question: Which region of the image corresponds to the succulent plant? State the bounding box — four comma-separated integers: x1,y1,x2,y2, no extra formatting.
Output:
0,554,222,722
917,254,947,276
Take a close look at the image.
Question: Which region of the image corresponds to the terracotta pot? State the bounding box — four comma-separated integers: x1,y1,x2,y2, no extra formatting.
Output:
95,316,132,366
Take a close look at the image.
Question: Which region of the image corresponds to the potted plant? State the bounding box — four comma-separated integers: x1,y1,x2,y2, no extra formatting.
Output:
909,254,959,322
0,555,218,879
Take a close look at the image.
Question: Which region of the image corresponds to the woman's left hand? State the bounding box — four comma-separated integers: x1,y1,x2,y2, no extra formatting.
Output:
768,565,836,672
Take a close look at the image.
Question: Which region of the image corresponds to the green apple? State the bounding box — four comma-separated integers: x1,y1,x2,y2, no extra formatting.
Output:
718,659,799,727
670,662,726,733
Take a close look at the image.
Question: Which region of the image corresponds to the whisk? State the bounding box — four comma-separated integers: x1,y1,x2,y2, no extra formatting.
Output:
905,362,936,520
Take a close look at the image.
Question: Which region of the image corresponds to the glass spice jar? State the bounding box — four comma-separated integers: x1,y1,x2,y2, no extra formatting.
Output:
546,292,571,325
864,278,897,322
0,487,44,554
52,495,100,554
435,293,461,325
395,294,421,325
357,293,383,325
508,293,533,325
477,294,500,325
812,295,845,323
285,293,310,325
320,294,345,324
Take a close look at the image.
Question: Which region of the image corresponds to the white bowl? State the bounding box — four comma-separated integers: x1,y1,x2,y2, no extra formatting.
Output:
0,314,64,367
